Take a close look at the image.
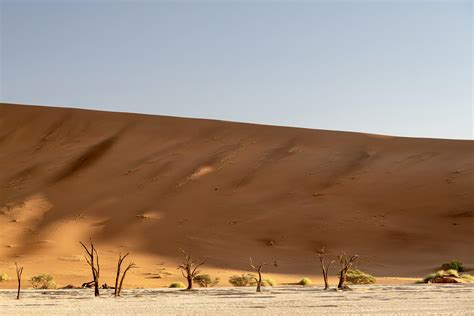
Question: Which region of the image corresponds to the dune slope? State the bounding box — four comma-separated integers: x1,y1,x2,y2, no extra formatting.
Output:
0,103,472,285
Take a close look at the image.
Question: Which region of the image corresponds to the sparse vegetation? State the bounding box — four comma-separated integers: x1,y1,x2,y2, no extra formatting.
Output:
419,269,474,284
193,274,220,287
299,277,312,286
0,273,9,282
169,282,185,288
346,269,376,284
228,274,256,287
461,274,474,282
31,274,57,289
228,272,274,289
441,260,465,272
262,278,276,286
422,269,458,283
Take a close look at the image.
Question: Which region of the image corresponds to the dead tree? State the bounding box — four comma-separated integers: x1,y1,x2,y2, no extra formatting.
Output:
249,257,267,293
117,262,136,296
114,252,137,297
114,253,128,296
177,249,204,290
15,262,23,300
337,252,358,290
318,247,335,290
80,238,100,297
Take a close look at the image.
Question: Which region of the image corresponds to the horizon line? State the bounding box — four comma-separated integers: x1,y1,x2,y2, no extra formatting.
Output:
1,101,472,142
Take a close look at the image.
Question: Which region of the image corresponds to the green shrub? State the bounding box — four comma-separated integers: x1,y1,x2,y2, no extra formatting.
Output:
193,274,220,287
0,273,9,282
441,260,465,272
298,277,312,286
346,269,376,284
228,274,256,287
30,274,56,289
169,282,185,288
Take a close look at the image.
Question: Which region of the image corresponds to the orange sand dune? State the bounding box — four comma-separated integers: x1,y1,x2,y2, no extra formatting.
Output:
0,103,472,288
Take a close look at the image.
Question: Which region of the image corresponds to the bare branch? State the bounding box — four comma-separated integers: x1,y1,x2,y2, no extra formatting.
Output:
191,260,205,276
249,257,256,270
328,260,335,269
79,241,92,257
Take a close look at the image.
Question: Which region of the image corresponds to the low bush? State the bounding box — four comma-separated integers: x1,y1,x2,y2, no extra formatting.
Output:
228,274,256,287
420,269,474,284
169,282,185,288
441,260,465,272
298,277,312,286
193,274,220,287
423,269,458,283
30,274,56,289
0,273,9,282
460,274,474,282
263,278,277,287
346,269,376,284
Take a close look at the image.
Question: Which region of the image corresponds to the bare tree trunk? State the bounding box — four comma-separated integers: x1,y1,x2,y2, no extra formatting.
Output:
114,258,122,296
337,268,345,289
256,270,262,292
94,276,99,296
186,271,193,290
118,262,136,296
15,263,23,300
80,238,100,297
114,253,129,297
322,269,329,290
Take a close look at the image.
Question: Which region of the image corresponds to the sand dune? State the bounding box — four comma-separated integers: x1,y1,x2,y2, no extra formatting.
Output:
0,103,472,288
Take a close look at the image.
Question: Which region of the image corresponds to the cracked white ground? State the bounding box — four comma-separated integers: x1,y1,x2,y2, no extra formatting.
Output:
1,284,473,315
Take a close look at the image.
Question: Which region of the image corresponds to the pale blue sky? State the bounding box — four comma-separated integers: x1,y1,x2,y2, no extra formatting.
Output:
1,0,472,139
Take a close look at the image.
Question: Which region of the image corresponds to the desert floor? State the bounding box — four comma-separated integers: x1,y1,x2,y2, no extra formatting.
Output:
1,284,473,315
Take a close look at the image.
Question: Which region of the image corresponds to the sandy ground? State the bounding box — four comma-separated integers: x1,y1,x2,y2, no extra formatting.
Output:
0,285,473,315
0,103,473,286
